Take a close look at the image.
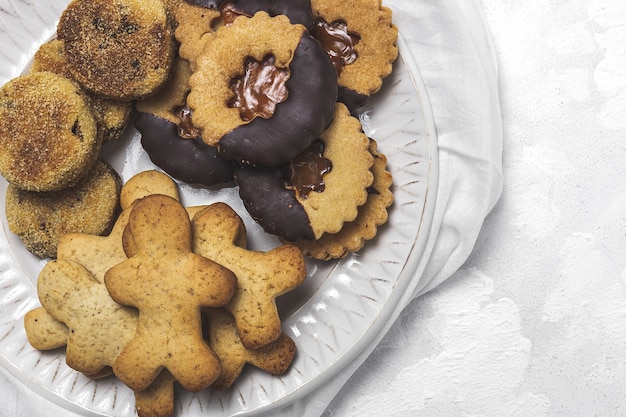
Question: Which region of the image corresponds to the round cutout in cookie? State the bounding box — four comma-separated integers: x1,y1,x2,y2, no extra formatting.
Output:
0,71,101,192
135,56,235,187
57,0,176,100
292,139,394,260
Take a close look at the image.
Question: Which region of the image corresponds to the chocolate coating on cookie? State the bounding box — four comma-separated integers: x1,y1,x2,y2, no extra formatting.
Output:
219,33,338,167
136,112,235,186
338,86,368,113
186,0,314,28
234,167,314,241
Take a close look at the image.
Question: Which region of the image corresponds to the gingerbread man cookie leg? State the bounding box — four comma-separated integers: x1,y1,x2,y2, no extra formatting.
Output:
204,308,297,390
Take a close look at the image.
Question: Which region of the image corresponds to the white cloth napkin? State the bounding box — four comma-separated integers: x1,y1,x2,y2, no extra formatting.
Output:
0,0,503,416
272,0,504,415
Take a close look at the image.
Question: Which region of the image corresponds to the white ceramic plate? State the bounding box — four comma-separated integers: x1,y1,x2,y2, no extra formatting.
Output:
0,1,438,415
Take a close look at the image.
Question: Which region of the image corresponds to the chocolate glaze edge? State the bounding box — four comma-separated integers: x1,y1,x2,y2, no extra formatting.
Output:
184,0,314,28
135,112,235,187
234,166,315,241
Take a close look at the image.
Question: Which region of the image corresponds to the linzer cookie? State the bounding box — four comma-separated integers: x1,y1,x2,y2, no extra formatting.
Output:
57,0,176,100
187,11,337,167
172,0,220,68
176,0,315,69
234,103,374,242
293,139,394,259
213,0,315,28
310,0,398,110
0,71,101,192
135,56,235,186
192,202,307,349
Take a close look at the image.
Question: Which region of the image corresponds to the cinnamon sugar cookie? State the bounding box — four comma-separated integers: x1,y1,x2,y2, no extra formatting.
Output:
31,39,132,143
0,71,101,192
57,0,176,100
5,159,121,258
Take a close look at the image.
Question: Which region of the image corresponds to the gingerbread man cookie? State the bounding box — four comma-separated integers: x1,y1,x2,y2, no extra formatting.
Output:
36,258,138,376
192,202,306,349
105,194,237,392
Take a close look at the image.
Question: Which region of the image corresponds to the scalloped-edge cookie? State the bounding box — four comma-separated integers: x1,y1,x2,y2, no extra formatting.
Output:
310,0,398,109
292,139,393,259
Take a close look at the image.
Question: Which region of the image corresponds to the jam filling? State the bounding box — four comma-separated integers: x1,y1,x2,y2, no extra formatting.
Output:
174,104,203,140
311,18,360,75
228,54,290,122
219,2,252,26
283,140,332,199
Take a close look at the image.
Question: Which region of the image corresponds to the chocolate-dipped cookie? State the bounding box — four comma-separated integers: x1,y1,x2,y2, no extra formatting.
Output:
188,11,338,167
310,0,398,111
135,56,235,187
235,103,373,242
136,113,235,187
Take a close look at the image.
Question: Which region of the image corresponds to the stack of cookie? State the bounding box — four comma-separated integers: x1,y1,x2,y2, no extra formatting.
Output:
25,170,306,417
0,0,178,258
136,0,398,260
0,0,400,413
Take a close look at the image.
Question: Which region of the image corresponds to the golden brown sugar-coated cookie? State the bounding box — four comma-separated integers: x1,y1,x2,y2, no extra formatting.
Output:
293,139,393,259
192,202,307,349
5,159,122,258
36,259,138,376
310,0,398,105
204,308,297,389
105,194,237,392
57,0,176,100
0,71,101,192
31,39,132,143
